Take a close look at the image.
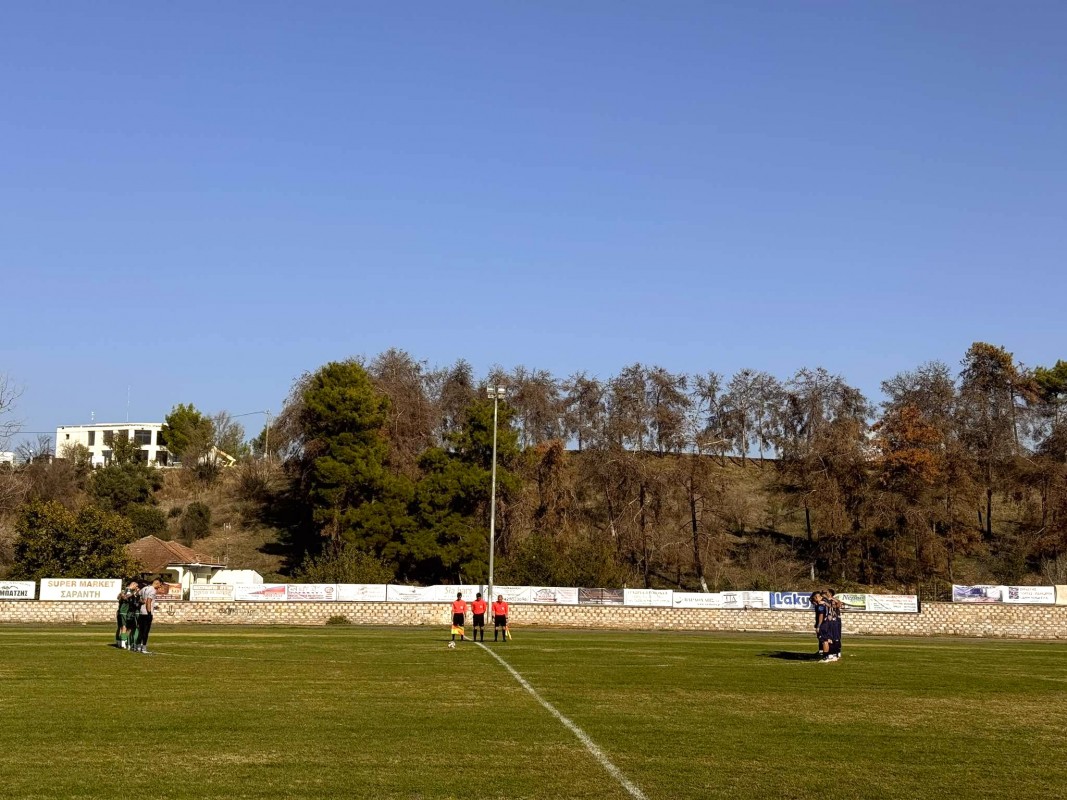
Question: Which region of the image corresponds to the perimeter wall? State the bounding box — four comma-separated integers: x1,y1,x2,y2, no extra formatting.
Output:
2,600,1067,639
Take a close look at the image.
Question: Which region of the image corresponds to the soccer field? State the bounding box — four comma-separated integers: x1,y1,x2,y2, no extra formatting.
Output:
1,626,1064,799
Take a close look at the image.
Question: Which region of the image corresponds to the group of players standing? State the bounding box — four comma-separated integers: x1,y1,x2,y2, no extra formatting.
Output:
114,578,163,653
811,589,843,662
450,592,510,642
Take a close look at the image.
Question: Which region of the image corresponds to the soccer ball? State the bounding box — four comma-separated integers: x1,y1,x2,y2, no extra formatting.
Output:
448,641,456,649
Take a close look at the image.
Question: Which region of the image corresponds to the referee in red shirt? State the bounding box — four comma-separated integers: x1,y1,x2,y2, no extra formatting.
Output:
450,592,468,642
492,595,509,642
470,592,488,641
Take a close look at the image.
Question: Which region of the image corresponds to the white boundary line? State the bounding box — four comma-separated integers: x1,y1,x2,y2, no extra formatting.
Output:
475,642,649,800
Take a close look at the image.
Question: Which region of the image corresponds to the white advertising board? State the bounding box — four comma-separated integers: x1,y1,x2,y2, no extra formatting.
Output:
1057,586,1067,607
1002,586,1056,605
286,584,337,602
864,594,919,613
623,588,673,607
189,584,235,602
39,578,121,601
387,584,485,603
838,593,868,611
336,584,388,602
0,581,36,600
672,592,725,609
387,585,440,603
720,591,770,609
234,584,288,602
494,585,579,604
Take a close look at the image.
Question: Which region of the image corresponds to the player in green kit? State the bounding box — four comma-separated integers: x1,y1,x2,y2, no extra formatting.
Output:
117,581,140,650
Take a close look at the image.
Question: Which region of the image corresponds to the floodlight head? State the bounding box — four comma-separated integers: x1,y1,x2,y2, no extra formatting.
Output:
487,386,506,400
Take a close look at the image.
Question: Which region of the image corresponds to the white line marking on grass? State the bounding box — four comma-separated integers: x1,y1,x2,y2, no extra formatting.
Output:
475,642,649,800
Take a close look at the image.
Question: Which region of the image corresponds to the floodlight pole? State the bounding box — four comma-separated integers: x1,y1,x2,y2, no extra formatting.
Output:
487,386,504,600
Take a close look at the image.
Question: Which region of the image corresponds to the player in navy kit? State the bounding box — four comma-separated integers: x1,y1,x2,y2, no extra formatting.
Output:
824,588,843,659
810,591,837,662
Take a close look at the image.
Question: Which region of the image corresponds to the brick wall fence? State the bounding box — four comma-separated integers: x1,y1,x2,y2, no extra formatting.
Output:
2,600,1066,639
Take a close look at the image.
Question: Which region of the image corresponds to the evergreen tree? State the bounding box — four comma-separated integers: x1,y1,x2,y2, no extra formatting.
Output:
162,403,214,464
408,396,520,583
296,360,415,561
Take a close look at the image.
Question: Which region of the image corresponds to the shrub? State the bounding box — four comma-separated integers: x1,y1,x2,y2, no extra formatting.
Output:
125,504,167,538
192,459,221,486
325,615,350,626
179,502,212,544
234,459,280,503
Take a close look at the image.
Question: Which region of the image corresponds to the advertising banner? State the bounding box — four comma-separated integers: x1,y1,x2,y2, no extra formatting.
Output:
234,584,288,602
386,585,484,603
1002,586,1056,605
769,591,812,611
539,586,580,605
336,584,388,602
672,592,725,609
720,591,770,609
864,594,919,613
952,585,1004,604
838,593,867,611
286,584,337,602
189,584,235,602
387,585,440,603
39,578,122,601
1057,586,1067,606
623,588,673,607
0,581,36,600
494,585,579,605
155,582,183,601
578,588,624,606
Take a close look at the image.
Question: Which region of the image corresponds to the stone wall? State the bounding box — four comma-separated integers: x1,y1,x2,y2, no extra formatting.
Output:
2,600,1066,639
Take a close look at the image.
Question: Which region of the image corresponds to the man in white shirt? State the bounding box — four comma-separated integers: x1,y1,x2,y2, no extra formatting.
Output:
135,578,164,653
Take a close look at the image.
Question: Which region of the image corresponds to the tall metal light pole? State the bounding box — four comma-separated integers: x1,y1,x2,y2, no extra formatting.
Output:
487,386,506,600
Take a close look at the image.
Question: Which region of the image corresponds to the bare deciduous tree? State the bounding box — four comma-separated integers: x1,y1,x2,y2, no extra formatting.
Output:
368,349,437,480
562,372,605,453
0,374,23,452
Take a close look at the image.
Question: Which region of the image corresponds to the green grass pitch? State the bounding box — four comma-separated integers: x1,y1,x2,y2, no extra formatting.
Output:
1,625,1064,799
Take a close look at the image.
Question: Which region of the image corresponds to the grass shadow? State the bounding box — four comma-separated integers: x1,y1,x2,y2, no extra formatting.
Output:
761,650,823,661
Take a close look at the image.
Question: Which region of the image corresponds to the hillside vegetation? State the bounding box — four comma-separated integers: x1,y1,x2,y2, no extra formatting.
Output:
2,343,1065,597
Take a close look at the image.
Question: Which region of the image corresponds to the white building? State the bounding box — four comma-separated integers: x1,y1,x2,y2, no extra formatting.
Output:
0,451,15,466
55,422,170,467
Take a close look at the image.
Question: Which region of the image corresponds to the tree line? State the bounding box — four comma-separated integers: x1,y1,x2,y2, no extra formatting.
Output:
2,342,1066,594
256,343,1067,594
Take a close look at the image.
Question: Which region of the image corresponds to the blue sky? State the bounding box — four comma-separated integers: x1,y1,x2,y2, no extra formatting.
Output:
2,2,1064,445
